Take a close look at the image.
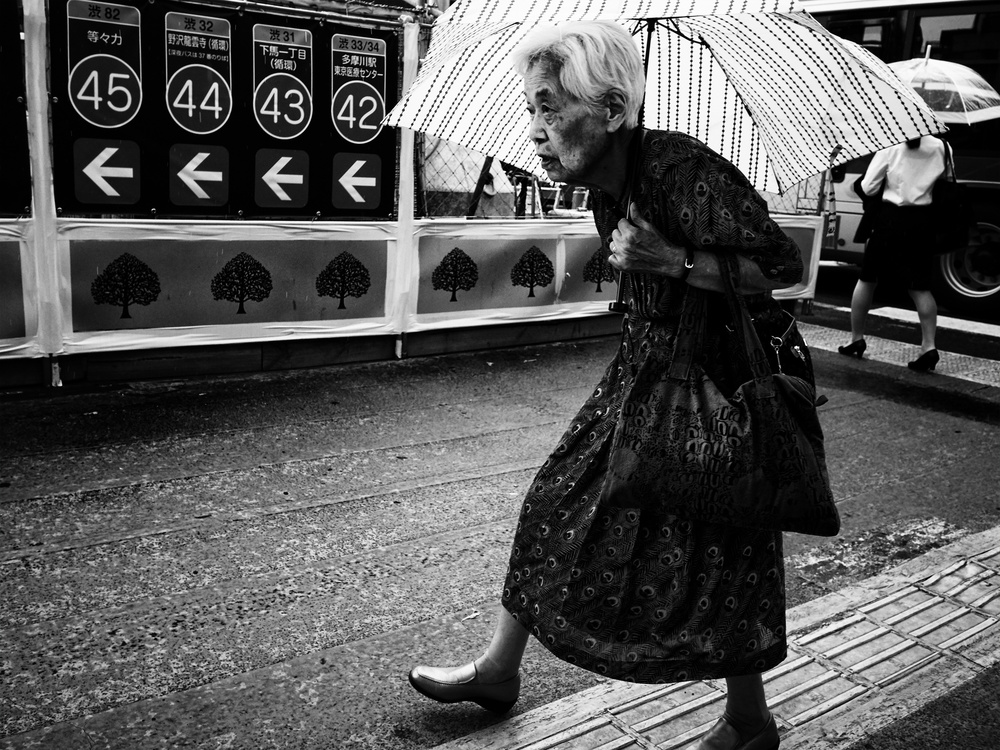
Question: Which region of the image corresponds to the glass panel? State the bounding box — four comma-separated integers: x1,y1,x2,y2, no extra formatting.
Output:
817,14,899,62
915,6,1000,176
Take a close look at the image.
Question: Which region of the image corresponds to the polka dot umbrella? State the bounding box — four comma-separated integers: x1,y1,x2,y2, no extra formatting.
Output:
386,0,946,194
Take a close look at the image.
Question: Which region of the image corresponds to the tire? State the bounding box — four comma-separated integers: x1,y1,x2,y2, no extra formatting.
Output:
930,214,1000,321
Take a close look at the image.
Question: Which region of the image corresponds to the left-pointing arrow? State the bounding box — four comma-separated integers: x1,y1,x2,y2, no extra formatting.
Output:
83,147,134,197
262,156,304,201
178,152,223,199
339,159,377,203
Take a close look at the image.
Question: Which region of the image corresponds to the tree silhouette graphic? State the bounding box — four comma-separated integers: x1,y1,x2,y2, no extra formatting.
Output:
316,251,371,310
91,252,161,319
583,246,615,292
211,251,272,314
510,245,554,297
432,247,479,302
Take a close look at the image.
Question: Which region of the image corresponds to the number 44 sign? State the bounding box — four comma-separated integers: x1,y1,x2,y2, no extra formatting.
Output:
331,34,386,145
164,12,233,135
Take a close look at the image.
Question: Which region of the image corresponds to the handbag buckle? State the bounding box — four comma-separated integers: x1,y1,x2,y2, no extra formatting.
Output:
770,335,784,373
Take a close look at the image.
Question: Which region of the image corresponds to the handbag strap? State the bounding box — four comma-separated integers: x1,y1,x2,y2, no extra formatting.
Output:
943,141,957,182
668,254,776,398
717,255,778,391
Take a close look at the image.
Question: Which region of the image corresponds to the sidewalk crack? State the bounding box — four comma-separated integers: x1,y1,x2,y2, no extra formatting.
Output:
604,710,661,749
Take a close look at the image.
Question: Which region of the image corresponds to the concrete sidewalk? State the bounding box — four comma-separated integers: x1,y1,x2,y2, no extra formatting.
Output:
431,527,1000,750
427,319,1000,750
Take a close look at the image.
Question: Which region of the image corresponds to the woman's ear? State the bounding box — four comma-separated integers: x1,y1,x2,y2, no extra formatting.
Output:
605,91,628,132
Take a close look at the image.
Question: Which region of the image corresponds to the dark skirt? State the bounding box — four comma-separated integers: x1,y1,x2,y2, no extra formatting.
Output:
860,203,937,289
501,315,787,684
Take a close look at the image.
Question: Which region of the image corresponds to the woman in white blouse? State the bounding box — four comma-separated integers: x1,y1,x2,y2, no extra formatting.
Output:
838,136,947,372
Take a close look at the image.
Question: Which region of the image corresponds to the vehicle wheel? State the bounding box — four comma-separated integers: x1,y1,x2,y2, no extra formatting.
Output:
931,217,1000,320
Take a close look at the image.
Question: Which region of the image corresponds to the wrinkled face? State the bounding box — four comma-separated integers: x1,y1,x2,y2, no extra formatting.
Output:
523,64,610,184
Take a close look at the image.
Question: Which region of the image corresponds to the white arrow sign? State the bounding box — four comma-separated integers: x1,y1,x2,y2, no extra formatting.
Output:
178,152,223,199
339,159,376,203
83,147,134,197
262,156,303,201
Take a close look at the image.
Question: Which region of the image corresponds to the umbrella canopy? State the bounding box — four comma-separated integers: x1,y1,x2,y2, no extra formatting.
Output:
889,54,1000,126
387,0,945,194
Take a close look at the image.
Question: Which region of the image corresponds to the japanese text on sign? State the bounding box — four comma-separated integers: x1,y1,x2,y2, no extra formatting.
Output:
330,34,385,145
66,0,143,129
253,24,314,140
165,12,233,135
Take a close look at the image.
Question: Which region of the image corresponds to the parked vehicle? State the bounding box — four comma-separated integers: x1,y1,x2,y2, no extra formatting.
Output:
804,0,1000,318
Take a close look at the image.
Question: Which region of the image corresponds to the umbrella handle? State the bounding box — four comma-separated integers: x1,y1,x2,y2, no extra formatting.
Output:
609,271,628,313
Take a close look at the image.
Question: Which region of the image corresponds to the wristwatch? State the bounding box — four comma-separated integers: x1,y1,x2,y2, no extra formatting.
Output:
678,247,695,282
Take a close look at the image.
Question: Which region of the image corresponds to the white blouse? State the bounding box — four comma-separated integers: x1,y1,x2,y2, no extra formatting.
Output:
860,136,947,207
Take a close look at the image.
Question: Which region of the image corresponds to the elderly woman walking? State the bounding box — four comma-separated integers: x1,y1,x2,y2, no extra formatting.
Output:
408,21,805,750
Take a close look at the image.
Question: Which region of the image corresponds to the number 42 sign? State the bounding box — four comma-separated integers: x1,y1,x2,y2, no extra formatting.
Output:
331,34,386,145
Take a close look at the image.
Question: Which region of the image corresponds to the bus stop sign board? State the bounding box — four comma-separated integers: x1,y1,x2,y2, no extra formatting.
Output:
49,1,399,219
164,12,233,135
1,0,32,215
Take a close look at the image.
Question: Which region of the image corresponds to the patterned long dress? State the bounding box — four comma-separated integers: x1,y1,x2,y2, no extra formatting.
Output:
501,131,805,683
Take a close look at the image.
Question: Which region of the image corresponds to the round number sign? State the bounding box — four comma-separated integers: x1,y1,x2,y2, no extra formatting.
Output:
331,81,384,145
68,54,142,128
253,73,312,140
166,65,233,135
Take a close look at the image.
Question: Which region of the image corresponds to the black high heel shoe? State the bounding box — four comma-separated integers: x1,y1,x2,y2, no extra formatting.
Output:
908,349,939,372
838,339,866,359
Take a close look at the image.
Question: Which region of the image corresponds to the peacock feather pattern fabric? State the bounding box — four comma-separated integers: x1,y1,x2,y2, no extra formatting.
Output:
501,131,802,682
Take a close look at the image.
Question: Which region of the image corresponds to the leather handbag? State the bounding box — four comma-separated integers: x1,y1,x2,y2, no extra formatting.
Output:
852,174,883,244
932,143,974,254
601,255,840,536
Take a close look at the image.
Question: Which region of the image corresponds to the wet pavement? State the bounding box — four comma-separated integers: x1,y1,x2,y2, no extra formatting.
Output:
2,309,1000,749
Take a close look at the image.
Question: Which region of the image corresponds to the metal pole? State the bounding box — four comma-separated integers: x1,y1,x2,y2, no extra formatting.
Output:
609,19,655,314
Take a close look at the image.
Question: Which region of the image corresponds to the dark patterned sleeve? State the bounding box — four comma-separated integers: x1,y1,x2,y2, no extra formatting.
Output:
666,149,803,286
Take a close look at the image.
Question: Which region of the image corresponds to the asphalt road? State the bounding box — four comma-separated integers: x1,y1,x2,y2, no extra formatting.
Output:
2,309,999,749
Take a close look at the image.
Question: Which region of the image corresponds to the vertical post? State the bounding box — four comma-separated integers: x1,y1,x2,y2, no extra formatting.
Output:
23,0,64,377
392,19,421,358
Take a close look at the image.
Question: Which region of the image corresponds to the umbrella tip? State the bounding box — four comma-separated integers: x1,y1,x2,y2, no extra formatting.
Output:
924,45,932,61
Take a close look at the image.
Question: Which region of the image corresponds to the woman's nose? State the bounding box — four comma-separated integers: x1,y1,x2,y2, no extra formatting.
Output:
528,113,546,142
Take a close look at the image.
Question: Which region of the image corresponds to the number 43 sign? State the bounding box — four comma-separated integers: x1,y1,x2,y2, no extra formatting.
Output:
253,24,313,140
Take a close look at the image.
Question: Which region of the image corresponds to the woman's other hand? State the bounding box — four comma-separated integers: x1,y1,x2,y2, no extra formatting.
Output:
609,202,792,294
609,202,688,278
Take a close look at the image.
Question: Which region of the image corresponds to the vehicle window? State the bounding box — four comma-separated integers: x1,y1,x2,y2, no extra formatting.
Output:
816,12,900,62
917,6,1000,171
920,8,1000,89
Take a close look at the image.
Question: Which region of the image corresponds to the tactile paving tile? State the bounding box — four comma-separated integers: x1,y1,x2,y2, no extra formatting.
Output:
430,545,1000,750
797,322,1000,387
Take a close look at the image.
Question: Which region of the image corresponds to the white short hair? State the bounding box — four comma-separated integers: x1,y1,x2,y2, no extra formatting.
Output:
511,21,645,128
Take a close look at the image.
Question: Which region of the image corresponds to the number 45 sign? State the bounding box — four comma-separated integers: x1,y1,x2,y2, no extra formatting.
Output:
66,0,143,129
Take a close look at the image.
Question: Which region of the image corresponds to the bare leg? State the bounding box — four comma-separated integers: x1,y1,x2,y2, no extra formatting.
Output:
696,674,775,749
474,606,530,681
908,289,938,353
408,606,527,712
849,279,877,342
723,674,770,733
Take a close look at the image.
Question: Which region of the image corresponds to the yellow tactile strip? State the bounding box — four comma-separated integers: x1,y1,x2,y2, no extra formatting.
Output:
430,529,1000,750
